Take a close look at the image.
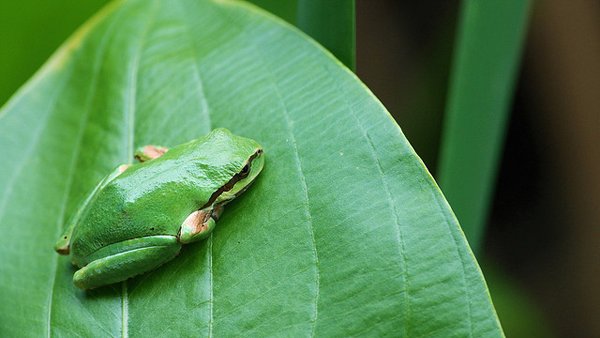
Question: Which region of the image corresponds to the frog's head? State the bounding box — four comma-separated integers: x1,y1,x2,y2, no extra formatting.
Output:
181,128,264,209
178,128,264,244
213,135,264,206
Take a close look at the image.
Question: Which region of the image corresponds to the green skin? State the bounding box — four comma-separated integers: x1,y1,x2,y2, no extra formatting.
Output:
54,128,264,290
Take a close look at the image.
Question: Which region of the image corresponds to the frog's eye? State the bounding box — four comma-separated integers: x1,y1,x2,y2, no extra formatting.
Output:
240,164,250,177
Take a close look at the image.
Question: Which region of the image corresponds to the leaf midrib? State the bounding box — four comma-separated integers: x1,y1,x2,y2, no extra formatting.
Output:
214,6,322,335
173,0,215,334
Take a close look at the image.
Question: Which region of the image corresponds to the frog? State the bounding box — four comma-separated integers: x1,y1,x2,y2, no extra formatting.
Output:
54,128,264,290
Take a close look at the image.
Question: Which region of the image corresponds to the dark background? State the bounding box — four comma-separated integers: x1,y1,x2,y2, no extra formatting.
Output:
1,1,598,337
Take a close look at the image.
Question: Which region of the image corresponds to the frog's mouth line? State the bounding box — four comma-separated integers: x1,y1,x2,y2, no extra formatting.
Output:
200,148,263,210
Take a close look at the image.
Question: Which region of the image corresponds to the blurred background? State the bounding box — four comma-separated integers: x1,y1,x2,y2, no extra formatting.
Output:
1,1,598,337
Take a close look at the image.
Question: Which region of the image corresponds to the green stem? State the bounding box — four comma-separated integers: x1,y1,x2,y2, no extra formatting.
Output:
296,0,356,71
438,0,532,254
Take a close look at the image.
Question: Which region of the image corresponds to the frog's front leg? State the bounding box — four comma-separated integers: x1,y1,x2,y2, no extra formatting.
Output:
178,206,222,244
135,145,169,162
54,164,131,254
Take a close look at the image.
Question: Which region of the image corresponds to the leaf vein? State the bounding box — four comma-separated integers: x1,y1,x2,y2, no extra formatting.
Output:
120,2,159,336
174,0,212,133
258,54,321,338
214,7,322,332
321,63,411,336
429,189,474,337
172,1,215,335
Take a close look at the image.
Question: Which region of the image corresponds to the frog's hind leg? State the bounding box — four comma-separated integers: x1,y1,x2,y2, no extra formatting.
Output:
135,145,169,162
54,164,131,255
73,236,181,289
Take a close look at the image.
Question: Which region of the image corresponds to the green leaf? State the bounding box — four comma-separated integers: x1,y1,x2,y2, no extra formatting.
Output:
438,0,532,252
0,0,502,336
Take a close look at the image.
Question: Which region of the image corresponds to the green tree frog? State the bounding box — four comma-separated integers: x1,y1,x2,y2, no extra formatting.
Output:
54,128,264,289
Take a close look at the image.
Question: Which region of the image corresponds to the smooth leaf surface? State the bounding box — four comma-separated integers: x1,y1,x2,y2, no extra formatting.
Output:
0,0,502,336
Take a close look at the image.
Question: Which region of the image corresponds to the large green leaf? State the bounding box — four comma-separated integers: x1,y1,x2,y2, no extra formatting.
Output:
0,0,502,336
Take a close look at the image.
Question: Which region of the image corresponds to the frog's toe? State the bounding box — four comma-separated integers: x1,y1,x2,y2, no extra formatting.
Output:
54,235,71,255
134,145,169,162
73,236,181,290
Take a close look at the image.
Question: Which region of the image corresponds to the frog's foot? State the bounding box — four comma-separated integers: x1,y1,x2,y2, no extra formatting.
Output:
117,164,131,173
135,145,169,162
178,208,218,244
73,235,181,290
55,238,71,255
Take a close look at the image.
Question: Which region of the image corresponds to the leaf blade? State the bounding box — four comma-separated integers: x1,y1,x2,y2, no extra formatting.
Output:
0,0,502,336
